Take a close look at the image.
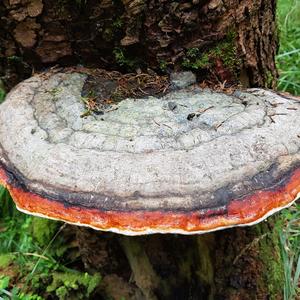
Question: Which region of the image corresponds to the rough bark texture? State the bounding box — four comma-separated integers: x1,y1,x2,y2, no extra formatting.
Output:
0,0,277,90
75,223,284,299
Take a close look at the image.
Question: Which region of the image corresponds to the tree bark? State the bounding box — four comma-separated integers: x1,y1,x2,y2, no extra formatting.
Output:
1,0,277,89
76,220,283,299
1,0,283,299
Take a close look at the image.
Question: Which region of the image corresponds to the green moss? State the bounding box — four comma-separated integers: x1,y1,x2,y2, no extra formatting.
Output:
182,48,211,70
266,70,276,88
0,275,10,290
100,16,124,42
0,274,43,300
0,88,5,103
182,31,241,76
112,17,123,29
254,220,284,299
213,42,238,70
103,28,114,42
47,271,101,300
7,56,23,62
0,254,15,268
0,80,5,103
113,47,138,71
159,60,168,72
31,218,59,247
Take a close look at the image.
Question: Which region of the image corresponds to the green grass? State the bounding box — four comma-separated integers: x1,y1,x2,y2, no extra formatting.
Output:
276,0,300,298
0,185,101,299
276,0,300,95
279,205,300,300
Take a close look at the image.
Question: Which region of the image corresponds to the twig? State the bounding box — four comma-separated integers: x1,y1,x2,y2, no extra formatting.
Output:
162,123,172,129
31,223,67,274
12,252,51,261
153,119,161,127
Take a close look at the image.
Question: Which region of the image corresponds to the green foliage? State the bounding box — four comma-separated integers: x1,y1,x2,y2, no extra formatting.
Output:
0,254,15,268
113,47,138,71
0,185,101,299
47,271,101,300
31,218,59,246
182,32,240,75
182,48,211,70
159,60,168,72
0,186,35,257
0,186,14,217
0,275,42,300
114,48,129,66
278,204,300,299
0,79,6,103
102,17,123,42
276,2,300,295
6,56,23,62
254,222,284,299
276,0,300,95
112,17,123,29
0,275,10,290
0,88,5,103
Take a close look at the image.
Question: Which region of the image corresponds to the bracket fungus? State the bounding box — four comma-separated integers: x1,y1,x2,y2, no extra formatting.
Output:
0,70,300,235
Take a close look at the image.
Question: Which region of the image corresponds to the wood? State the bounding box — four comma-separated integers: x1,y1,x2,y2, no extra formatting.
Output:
0,0,277,89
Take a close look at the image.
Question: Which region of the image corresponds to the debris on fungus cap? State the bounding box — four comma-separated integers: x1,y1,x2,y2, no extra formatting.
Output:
0,70,300,235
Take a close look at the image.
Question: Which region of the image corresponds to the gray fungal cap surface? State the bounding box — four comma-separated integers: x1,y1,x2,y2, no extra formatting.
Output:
0,71,300,235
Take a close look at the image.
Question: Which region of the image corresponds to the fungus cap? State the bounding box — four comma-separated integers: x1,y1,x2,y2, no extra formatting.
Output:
0,71,300,235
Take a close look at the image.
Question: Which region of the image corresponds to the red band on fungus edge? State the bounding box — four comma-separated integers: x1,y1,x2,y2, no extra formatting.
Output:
1,166,300,234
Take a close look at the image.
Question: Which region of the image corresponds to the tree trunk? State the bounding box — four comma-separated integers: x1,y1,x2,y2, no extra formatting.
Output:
1,0,277,89
76,219,283,299
1,0,283,299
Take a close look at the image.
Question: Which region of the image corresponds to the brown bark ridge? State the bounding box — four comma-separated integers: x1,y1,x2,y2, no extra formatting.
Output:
0,0,277,90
